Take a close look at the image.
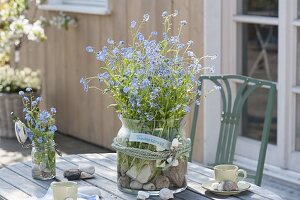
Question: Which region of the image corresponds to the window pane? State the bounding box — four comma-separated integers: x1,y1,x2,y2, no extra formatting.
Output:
296,95,300,151
239,24,278,81
238,23,278,144
238,0,278,17
297,28,300,151
298,0,300,18
298,29,300,84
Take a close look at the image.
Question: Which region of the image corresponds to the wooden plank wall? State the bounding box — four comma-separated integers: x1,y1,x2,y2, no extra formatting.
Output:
20,0,204,162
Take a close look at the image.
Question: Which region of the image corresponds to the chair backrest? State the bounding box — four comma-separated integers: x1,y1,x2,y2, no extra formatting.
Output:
189,75,276,186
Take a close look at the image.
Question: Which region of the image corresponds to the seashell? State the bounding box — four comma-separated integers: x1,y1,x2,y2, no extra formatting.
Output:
137,191,150,200
159,188,174,200
223,180,239,191
171,138,180,149
217,181,224,191
217,180,239,191
166,156,173,163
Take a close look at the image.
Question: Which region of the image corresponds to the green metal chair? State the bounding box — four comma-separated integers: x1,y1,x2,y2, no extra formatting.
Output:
189,75,276,186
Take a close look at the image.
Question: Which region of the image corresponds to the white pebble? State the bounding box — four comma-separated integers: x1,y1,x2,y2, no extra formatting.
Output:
137,191,150,200
159,188,174,200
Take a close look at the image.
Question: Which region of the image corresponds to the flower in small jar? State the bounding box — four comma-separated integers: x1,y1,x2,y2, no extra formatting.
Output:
14,90,58,145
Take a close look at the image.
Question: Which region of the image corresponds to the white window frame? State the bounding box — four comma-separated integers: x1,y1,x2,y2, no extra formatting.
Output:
38,0,111,15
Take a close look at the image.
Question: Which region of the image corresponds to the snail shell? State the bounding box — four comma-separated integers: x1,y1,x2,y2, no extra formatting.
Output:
223,180,239,191
217,180,239,191
159,188,174,200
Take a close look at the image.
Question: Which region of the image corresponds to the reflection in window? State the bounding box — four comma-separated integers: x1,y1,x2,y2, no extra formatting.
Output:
297,96,300,151
238,23,278,144
240,24,278,81
298,29,300,85
238,0,278,17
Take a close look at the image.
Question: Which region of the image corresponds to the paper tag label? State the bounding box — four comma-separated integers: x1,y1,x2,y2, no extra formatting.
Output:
129,133,171,150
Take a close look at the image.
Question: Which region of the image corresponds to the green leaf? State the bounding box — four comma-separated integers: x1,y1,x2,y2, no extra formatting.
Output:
159,109,165,116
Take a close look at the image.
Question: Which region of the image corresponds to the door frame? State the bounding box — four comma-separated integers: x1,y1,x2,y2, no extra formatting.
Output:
202,0,300,174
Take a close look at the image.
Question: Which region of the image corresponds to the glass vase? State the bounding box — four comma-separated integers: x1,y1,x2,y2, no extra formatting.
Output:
31,142,56,180
113,118,191,195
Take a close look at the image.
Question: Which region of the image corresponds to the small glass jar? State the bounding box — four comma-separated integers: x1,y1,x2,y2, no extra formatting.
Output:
31,142,56,180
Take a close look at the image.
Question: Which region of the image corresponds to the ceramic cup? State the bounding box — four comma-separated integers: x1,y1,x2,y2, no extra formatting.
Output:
51,181,78,200
214,164,247,183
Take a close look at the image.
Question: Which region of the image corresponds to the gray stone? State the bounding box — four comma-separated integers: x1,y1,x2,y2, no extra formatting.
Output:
118,176,130,188
126,165,138,179
155,176,170,190
78,164,95,175
164,159,187,187
143,182,156,191
64,169,81,180
130,180,143,190
120,162,129,176
136,165,152,184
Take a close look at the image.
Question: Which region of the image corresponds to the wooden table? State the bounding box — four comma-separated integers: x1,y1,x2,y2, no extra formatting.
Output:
0,153,282,200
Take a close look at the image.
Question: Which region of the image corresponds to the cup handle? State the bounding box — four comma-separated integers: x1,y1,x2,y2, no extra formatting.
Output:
237,169,247,182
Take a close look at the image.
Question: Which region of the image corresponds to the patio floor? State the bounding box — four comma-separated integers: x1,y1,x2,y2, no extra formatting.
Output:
0,133,299,200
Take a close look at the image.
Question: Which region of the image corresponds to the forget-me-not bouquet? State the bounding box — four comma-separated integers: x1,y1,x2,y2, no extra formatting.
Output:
12,88,58,180
80,11,215,194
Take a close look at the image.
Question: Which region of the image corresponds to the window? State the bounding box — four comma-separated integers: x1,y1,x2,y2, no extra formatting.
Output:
295,1,300,151
218,0,300,174
237,1,278,144
38,0,111,15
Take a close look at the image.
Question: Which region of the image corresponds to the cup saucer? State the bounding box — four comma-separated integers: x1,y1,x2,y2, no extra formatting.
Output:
202,180,251,196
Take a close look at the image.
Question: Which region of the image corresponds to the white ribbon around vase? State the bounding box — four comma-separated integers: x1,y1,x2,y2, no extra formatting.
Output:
129,132,171,150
